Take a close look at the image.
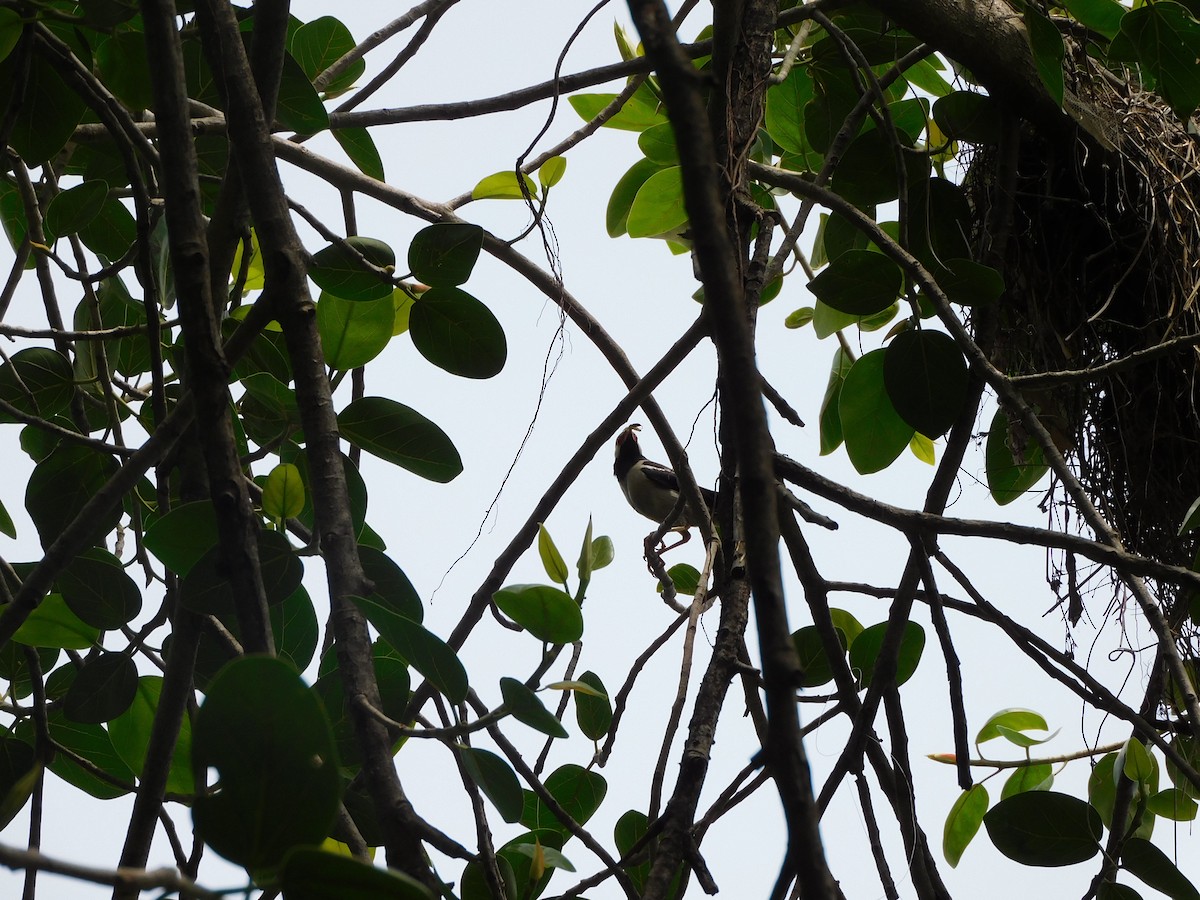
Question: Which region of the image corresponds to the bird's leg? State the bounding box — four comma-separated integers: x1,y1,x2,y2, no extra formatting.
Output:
657,530,692,554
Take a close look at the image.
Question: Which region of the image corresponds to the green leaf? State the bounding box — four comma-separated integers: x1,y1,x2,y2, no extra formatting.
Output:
984,791,1102,867
179,531,302,616
590,535,614,571
831,127,910,206
79,199,136,262
471,170,537,201
45,181,109,238
310,236,395,302
280,847,433,900
932,91,1003,144
1121,837,1200,899
358,546,423,623
626,166,687,239
276,50,330,135
97,30,152,110
338,396,462,483
538,156,567,189
194,658,340,872
1098,884,1144,900
944,784,989,867
1002,764,1054,800
459,746,524,824
1165,736,1200,798
316,290,395,370
901,57,953,97
1181,495,1200,535
576,517,595,583
568,88,666,132
291,16,365,97
1060,0,1126,39
0,347,75,423
637,123,678,165
1120,737,1158,785
349,594,468,703
28,712,133,800
847,620,925,688
994,724,1060,748
935,258,1005,307
408,223,484,288
614,809,652,892
1025,7,1065,108
12,594,99,650
62,652,138,724
538,524,570,586
0,734,37,830
0,499,13,538
793,625,839,688
785,307,814,329
500,677,568,739
819,346,855,455
110,676,194,796
0,53,86,163
0,9,21,65
460,855,519,900
808,250,903,317
333,128,385,181
0,737,39,829
910,432,936,465
315,648,409,768
838,349,915,474
985,409,1050,505
606,158,662,237
521,764,607,836
883,329,969,438
1147,788,1199,821
274,586,319,674
660,563,701,596
574,670,612,741
408,287,506,379
976,708,1050,744
493,584,583,645
143,501,219,577
1111,2,1200,119
57,548,142,630
263,463,306,521
765,66,816,155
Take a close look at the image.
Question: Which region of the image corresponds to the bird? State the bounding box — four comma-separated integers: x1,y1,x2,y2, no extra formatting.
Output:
614,423,715,552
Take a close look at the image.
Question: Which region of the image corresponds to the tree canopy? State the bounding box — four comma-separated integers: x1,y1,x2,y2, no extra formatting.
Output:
2,0,1200,899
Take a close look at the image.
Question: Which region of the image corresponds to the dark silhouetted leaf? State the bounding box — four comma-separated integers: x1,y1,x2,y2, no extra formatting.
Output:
984,791,1102,867
883,328,969,438
809,250,903,317
338,397,462,483
194,657,340,871
493,584,583,644
500,677,567,738
408,223,484,287
62,652,138,723
310,236,395,301
459,746,524,824
409,287,506,379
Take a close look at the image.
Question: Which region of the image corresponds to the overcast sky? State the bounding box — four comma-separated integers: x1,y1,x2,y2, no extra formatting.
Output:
1,2,1188,899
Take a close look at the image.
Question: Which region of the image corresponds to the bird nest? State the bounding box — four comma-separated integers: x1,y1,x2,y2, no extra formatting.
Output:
967,52,1200,620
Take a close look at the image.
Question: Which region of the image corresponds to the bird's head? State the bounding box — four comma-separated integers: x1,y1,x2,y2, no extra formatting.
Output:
614,423,645,477
614,423,642,458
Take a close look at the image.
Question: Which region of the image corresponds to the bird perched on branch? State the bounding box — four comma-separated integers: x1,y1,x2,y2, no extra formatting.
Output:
614,423,715,552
